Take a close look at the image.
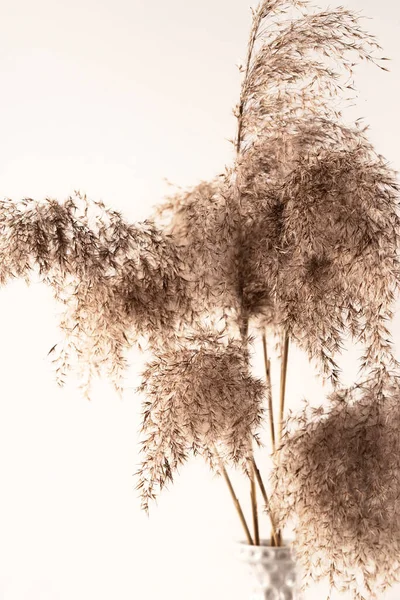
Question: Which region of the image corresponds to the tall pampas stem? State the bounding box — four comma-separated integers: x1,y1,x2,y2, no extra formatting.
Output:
215,448,254,545
276,329,290,545
240,319,261,546
234,2,272,548
249,456,260,545
262,331,276,453
235,4,267,153
279,330,290,442
251,457,279,546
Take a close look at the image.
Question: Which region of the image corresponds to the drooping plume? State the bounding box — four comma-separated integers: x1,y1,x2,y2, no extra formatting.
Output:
154,177,241,329
232,0,399,382
0,193,191,394
270,381,400,599
154,1,400,385
136,332,265,511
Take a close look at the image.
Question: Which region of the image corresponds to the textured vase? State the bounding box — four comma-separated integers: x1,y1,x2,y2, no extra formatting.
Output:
237,540,300,600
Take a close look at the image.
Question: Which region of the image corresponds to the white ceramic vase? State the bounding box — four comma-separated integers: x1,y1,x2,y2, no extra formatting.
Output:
237,540,301,600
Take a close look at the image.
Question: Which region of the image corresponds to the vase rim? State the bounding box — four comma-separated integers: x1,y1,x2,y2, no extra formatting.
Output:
236,538,294,548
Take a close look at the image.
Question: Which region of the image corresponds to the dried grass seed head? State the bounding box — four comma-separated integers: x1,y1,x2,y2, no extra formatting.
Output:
0,192,192,394
136,332,266,511
270,381,400,599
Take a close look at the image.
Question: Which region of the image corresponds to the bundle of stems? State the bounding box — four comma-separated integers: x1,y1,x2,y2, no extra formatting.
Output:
220,0,294,547
219,329,288,546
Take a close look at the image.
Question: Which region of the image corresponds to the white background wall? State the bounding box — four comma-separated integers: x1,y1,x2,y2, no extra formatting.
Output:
0,0,399,598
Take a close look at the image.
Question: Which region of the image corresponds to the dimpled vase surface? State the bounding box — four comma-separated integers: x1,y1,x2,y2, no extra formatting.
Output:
237,540,300,600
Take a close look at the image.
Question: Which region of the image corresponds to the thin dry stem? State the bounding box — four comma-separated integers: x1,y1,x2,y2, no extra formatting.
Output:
216,452,254,545
276,329,290,546
235,6,265,152
262,331,276,452
249,457,260,544
278,330,290,442
251,457,279,546
238,317,260,546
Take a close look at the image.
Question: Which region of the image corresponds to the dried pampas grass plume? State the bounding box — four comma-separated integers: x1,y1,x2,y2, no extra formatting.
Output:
0,192,191,395
229,0,400,383
275,143,399,382
136,332,265,512
154,177,241,327
270,381,400,599
154,0,400,387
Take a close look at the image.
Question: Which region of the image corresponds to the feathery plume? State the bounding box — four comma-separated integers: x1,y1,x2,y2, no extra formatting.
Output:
136,332,266,511
0,192,191,394
270,381,400,599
